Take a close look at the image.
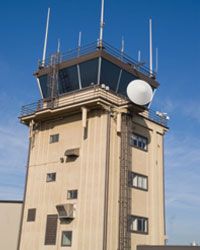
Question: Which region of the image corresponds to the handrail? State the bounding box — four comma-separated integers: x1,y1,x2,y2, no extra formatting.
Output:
38,40,156,78
20,86,168,127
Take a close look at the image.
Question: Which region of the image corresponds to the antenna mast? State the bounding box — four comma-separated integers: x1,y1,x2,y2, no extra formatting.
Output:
42,7,50,67
138,50,141,62
121,36,125,53
78,31,82,48
149,17,153,76
57,39,61,53
99,0,105,47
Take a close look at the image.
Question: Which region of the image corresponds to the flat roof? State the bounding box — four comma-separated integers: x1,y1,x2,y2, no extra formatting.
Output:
0,200,23,204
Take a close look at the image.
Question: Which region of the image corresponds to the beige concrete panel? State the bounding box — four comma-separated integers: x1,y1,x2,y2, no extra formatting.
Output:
76,110,108,250
0,202,22,250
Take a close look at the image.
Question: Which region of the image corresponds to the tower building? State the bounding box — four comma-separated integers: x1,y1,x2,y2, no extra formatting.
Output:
18,41,168,250
18,8,168,250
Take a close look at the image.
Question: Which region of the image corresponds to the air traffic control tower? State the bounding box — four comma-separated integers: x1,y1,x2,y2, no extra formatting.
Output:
18,38,168,250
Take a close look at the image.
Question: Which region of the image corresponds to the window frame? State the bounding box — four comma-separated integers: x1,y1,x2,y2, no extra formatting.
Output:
46,172,56,182
67,190,78,200
130,133,148,151
61,231,72,247
128,171,148,191
49,134,59,144
129,215,148,234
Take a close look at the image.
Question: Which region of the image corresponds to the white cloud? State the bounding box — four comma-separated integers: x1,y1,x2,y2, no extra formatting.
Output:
165,132,200,244
154,97,200,124
0,119,28,200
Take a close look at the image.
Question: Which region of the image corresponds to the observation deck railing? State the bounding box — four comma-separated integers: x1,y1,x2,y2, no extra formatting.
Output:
20,86,168,127
38,41,156,78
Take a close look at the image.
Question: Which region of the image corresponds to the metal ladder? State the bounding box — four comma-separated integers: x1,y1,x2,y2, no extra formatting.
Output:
47,53,60,107
119,114,132,250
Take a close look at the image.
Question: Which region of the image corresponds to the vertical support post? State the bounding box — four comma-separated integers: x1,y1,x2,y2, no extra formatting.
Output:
116,69,123,93
117,113,122,133
42,8,50,67
77,31,82,89
82,107,87,128
97,57,102,85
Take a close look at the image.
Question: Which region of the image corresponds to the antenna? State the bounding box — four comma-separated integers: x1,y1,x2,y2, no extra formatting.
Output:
57,39,61,53
42,7,50,67
78,31,82,48
127,80,153,106
99,0,105,47
149,17,153,76
138,50,141,62
77,31,82,57
155,47,158,74
121,36,125,53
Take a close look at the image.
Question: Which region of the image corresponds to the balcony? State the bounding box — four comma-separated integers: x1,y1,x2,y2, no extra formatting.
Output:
20,85,168,128
38,41,156,79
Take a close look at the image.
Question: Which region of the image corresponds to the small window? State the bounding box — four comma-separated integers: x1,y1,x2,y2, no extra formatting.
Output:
130,134,148,150
129,215,148,234
27,208,36,222
61,231,72,247
67,190,78,199
50,134,59,143
46,173,56,182
128,172,148,191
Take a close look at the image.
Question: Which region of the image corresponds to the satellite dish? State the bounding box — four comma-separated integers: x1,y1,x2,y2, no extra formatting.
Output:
127,79,153,105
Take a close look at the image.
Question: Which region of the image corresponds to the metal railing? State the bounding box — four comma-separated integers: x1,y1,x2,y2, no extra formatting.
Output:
20,86,168,127
38,41,156,78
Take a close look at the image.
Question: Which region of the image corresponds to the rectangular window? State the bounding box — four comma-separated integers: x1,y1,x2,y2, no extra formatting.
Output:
27,208,36,222
46,173,56,182
44,214,58,245
50,134,59,143
129,215,148,234
61,231,72,247
130,134,148,151
67,190,78,199
128,172,148,191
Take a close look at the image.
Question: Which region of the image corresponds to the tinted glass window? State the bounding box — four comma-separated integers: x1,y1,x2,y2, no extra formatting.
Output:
100,59,121,91
38,74,49,98
118,70,137,96
58,65,79,94
79,59,98,87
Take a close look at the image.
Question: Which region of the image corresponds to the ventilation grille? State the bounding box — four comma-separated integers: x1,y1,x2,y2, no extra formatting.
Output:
27,208,36,222
44,214,58,245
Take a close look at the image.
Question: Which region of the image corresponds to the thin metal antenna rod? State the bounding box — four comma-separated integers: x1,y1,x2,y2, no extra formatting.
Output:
78,31,82,48
149,17,153,76
99,0,105,47
57,39,61,53
121,36,125,53
155,47,158,74
138,50,141,62
42,7,50,66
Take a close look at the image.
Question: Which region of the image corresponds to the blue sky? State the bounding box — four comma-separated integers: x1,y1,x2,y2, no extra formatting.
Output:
0,0,200,245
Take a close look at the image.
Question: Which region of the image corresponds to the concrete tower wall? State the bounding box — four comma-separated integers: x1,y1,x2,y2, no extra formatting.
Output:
19,102,166,250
